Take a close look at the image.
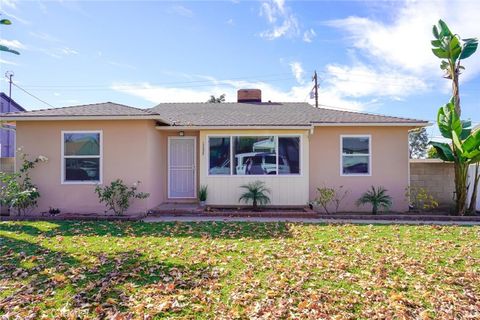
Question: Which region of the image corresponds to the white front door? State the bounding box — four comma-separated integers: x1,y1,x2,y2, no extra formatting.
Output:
168,137,196,198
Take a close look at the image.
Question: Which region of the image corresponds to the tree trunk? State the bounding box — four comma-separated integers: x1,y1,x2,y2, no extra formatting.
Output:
372,204,378,215
468,163,479,214
454,162,469,215
253,198,258,211
452,65,461,116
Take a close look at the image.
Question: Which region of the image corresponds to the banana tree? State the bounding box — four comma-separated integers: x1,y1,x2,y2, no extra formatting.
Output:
431,20,477,116
430,99,480,215
0,16,20,55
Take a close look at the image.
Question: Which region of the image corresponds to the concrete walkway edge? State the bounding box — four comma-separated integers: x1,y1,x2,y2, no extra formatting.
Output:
143,215,480,225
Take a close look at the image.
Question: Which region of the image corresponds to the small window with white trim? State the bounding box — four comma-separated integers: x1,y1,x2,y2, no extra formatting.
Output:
62,131,102,183
341,135,370,175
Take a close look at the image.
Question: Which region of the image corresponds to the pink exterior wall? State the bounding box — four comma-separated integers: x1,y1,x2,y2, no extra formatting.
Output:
309,126,412,212
16,120,164,215
15,119,413,214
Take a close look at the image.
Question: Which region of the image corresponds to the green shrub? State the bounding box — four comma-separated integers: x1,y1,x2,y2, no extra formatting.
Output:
427,146,439,159
95,179,149,215
311,185,349,214
198,185,208,202
0,152,47,215
356,186,392,214
238,181,270,211
405,186,439,212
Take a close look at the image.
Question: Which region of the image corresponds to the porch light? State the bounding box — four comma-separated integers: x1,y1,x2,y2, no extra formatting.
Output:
179,131,185,136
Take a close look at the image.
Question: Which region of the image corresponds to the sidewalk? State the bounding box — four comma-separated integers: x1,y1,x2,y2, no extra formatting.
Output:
143,215,480,225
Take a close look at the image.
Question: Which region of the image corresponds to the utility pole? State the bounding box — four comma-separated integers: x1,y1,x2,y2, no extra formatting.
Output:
312,70,318,108
5,71,14,111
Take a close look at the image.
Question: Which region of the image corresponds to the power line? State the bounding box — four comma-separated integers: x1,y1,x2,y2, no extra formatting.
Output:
16,68,431,90
11,82,56,109
19,76,300,91
20,72,297,89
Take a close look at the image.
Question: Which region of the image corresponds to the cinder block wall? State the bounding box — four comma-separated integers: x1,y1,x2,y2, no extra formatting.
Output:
410,160,455,209
0,157,15,215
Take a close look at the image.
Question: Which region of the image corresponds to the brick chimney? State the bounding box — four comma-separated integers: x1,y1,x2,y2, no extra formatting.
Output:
237,89,262,103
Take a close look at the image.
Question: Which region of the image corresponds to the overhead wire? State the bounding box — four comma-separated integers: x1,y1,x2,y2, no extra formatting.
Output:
10,81,56,109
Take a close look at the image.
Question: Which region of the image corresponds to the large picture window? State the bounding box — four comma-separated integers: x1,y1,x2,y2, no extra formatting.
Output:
208,137,231,175
62,131,102,183
233,136,275,175
208,135,301,176
279,137,300,175
341,135,370,175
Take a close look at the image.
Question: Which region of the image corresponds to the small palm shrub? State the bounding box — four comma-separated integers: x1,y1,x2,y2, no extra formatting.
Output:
198,185,208,203
95,179,149,215
356,186,392,214
238,181,271,211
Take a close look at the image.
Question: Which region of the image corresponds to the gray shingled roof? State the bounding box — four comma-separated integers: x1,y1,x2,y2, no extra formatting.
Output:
148,102,426,126
1,101,427,126
1,102,156,118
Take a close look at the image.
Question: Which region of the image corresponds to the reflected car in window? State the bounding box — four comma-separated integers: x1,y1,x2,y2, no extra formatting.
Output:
235,152,290,175
209,158,231,175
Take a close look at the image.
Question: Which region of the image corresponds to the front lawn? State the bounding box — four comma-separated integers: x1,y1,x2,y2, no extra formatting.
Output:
0,221,479,319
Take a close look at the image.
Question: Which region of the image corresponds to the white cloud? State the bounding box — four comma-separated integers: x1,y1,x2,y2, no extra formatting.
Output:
303,29,316,43
326,0,480,80
0,0,17,9
226,18,234,26
61,47,78,55
107,60,137,70
324,64,428,99
0,58,18,65
2,10,30,24
37,1,48,14
33,46,79,59
168,5,194,18
29,31,60,43
289,61,305,84
0,39,25,49
259,0,299,40
111,76,367,112
320,0,480,105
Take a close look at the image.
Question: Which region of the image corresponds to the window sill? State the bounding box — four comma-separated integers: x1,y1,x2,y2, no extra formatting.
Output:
61,181,101,185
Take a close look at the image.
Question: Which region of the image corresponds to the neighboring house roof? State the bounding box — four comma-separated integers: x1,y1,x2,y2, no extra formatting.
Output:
0,101,428,127
0,92,26,112
0,102,163,121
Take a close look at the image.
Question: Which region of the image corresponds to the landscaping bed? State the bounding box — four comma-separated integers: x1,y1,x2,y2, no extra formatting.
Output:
1,221,479,318
153,207,480,222
0,212,145,222
2,209,480,223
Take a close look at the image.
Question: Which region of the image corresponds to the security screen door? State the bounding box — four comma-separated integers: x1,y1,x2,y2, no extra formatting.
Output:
168,137,196,198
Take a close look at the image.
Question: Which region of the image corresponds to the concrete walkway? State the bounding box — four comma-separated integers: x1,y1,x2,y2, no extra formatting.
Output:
143,215,480,226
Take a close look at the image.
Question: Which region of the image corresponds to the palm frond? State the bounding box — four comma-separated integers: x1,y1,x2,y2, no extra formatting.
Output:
238,181,271,208
356,186,392,213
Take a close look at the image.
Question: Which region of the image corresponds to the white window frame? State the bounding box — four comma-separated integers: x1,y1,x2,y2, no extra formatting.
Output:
206,134,303,177
61,130,103,184
340,134,372,177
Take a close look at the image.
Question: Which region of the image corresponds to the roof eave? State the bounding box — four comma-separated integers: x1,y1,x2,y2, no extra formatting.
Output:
155,125,312,130
312,122,431,127
0,115,172,124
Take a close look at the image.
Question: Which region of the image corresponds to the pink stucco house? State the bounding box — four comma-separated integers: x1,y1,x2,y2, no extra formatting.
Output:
0,89,428,214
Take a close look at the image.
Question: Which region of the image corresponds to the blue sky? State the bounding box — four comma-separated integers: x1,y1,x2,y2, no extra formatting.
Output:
1,0,479,138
